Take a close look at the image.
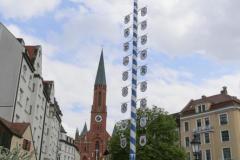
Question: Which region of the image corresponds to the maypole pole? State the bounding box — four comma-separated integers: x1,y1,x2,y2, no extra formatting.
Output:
130,0,138,159
120,0,148,160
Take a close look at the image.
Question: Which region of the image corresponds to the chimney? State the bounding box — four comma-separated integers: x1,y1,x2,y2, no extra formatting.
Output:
221,86,228,95
202,95,207,99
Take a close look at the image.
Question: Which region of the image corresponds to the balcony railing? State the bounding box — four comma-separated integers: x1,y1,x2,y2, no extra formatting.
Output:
192,125,214,133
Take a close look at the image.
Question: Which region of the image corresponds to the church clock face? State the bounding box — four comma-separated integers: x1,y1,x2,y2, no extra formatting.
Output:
95,115,102,123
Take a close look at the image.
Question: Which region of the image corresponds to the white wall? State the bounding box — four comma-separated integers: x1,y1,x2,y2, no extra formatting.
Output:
59,133,78,160
0,23,24,121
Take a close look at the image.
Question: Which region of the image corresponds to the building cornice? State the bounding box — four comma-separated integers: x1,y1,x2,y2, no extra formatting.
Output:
180,106,240,120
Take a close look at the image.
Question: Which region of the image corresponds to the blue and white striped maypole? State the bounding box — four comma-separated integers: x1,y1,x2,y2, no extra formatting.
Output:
130,0,138,160
121,0,148,159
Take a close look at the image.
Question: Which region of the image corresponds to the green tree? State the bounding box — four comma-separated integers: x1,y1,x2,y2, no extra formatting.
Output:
109,106,186,160
0,146,33,160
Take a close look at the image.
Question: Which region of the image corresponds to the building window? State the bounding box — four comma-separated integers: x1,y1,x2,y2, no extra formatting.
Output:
197,104,206,113
29,105,32,114
28,75,32,89
221,130,230,142
22,65,27,80
197,105,201,113
184,122,189,132
15,114,20,122
197,119,201,128
202,105,206,112
187,152,190,160
205,133,210,143
195,133,201,142
32,83,35,92
26,97,29,105
205,149,211,160
204,117,210,126
25,98,32,114
223,148,231,160
36,105,39,114
17,88,24,104
185,137,190,147
220,114,228,125
22,139,31,151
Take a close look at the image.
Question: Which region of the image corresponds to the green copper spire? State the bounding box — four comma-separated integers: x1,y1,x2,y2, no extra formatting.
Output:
95,49,106,85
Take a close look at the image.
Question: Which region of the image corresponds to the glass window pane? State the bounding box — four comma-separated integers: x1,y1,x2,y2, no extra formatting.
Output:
223,148,231,160
221,131,229,142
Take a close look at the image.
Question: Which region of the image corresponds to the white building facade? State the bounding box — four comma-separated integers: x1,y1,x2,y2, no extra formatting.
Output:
41,82,62,160
0,23,62,160
59,126,80,160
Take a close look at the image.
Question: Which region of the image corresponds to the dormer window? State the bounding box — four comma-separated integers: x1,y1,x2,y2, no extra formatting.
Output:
196,104,207,113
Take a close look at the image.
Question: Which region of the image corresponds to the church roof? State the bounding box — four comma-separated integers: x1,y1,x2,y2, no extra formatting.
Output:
80,122,88,137
95,49,106,85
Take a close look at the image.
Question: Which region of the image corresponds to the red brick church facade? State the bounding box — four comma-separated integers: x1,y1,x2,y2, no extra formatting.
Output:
75,51,110,160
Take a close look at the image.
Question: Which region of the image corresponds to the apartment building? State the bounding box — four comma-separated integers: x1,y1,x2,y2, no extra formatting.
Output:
0,23,62,160
40,81,62,160
180,87,240,160
0,117,36,160
59,126,80,160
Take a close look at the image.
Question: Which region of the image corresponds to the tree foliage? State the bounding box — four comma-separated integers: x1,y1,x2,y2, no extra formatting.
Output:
109,106,186,160
0,146,33,160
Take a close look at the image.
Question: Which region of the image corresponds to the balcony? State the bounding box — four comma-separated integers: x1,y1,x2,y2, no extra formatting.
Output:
192,125,214,133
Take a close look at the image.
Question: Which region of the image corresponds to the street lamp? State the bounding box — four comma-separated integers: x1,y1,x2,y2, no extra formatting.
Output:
191,135,201,160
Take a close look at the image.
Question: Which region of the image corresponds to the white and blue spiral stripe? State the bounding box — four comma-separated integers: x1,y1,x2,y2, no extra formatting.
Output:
130,0,138,160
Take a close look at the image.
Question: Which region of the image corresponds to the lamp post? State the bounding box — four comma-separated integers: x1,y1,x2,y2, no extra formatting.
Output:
191,135,201,160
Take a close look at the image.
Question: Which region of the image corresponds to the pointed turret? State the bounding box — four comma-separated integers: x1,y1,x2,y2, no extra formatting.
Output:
75,128,79,139
95,49,106,85
80,122,88,137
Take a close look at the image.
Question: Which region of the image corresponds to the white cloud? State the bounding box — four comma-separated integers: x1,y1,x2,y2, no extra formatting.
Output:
4,0,240,137
0,0,61,20
6,24,58,56
53,0,240,61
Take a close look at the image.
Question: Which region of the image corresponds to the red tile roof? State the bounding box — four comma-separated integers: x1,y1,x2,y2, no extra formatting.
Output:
0,117,30,138
181,87,240,117
25,46,39,64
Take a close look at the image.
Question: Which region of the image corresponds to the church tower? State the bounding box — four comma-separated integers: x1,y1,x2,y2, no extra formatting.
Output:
75,50,110,160
90,50,107,132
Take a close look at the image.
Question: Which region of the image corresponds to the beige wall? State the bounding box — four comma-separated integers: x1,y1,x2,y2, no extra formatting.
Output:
10,126,36,160
180,107,240,160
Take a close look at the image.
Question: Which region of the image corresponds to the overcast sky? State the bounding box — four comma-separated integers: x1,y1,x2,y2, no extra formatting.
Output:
1,0,240,137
